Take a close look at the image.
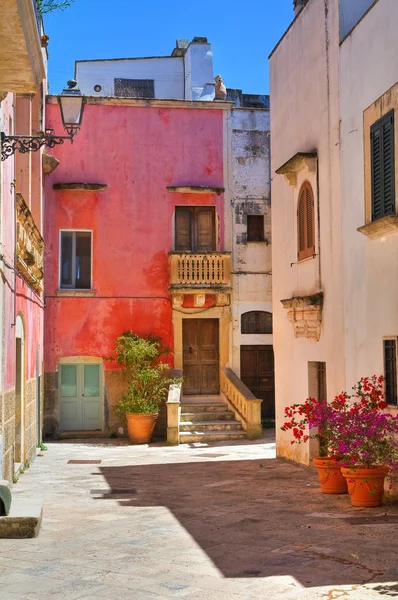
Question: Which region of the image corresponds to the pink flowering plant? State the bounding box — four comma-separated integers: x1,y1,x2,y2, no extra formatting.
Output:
282,376,398,482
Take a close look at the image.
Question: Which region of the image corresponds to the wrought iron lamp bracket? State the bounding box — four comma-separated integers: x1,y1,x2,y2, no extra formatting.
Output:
0,130,78,161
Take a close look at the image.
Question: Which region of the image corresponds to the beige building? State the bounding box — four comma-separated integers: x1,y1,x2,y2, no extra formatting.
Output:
270,0,397,465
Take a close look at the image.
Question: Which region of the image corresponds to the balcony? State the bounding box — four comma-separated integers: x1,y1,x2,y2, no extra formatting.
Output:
16,193,44,292
0,0,45,93
169,252,231,291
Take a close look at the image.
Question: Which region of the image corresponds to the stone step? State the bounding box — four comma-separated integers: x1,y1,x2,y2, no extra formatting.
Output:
0,498,42,538
180,421,243,433
180,430,247,444
181,403,228,413
180,411,235,422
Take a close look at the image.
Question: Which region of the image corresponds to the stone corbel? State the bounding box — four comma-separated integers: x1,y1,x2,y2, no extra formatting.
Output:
281,292,323,342
276,152,317,188
172,294,184,308
194,294,206,308
215,293,229,307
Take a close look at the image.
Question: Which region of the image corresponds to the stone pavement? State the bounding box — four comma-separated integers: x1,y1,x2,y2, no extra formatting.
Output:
1,431,398,600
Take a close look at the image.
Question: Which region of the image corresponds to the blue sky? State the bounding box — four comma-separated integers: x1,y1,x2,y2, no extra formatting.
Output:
44,0,293,95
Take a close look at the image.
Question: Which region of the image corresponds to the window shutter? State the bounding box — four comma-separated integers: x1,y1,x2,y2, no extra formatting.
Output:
306,185,314,252
298,182,315,261
371,110,395,220
175,209,192,251
382,112,395,216
298,189,306,254
195,208,215,252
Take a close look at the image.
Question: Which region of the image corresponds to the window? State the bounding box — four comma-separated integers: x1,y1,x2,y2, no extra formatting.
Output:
308,362,327,402
114,78,155,99
241,311,272,334
175,207,216,252
384,339,397,405
371,110,395,221
297,181,315,261
247,215,265,242
60,231,91,289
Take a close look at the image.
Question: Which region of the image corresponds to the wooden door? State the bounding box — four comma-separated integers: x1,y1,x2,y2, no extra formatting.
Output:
240,346,275,418
60,364,102,431
183,319,219,395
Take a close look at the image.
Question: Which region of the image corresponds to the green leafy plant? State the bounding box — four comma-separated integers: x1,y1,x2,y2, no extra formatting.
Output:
12,474,19,484
36,0,75,15
112,331,179,419
38,442,48,451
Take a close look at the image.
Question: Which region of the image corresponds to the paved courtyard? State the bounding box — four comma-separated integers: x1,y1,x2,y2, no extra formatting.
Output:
1,432,398,599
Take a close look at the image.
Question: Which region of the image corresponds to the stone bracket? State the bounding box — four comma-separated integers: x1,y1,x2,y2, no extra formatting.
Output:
275,152,317,187
281,292,323,341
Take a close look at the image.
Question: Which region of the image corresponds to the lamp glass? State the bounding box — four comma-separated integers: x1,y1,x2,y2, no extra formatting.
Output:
59,95,84,127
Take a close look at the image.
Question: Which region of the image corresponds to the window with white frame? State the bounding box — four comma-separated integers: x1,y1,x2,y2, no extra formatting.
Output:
60,231,92,289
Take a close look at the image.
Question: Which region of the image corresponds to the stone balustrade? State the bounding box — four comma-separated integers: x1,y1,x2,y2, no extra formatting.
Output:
169,252,231,289
16,193,45,292
220,367,263,440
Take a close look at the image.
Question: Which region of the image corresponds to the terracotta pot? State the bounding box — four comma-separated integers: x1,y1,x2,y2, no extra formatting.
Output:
341,466,389,507
126,412,158,444
313,457,348,494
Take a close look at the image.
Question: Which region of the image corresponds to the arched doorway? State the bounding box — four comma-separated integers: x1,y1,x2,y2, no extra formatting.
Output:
15,315,25,469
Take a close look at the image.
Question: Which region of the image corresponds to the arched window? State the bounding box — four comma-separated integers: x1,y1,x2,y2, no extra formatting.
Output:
297,182,315,261
241,311,273,334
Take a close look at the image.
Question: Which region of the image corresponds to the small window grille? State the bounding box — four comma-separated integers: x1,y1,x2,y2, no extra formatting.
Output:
384,339,397,406
241,311,272,334
114,78,155,98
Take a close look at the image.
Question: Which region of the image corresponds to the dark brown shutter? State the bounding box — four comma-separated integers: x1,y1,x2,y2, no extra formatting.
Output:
371,110,395,220
298,182,315,261
384,339,397,406
114,78,155,98
247,215,265,242
175,208,192,251
195,208,215,252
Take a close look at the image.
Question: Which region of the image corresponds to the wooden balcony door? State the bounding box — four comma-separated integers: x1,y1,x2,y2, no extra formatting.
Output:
240,345,275,419
175,207,216,252
183,319,219,395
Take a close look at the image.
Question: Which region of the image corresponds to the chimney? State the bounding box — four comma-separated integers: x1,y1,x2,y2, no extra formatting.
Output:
293,0,308,16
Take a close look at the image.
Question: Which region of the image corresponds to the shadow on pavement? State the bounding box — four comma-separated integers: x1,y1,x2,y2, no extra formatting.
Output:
95,457,397,589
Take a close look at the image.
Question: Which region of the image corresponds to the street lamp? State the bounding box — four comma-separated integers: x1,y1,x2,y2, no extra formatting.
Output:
1,80,85,161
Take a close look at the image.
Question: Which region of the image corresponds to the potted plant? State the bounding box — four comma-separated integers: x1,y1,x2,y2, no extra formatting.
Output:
112,331,177,444
281,397,348,494
329,376,398,507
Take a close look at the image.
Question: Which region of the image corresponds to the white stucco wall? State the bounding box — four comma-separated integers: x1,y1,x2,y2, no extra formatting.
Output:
184,42,214,101
76,57,184,99
339,0,376,40
270,0,346,465
227,109,272,376
339,0,398,391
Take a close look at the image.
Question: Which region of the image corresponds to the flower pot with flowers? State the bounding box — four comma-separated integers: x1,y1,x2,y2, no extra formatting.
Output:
281,397,348,494
112,332,179,444
329,376,398,507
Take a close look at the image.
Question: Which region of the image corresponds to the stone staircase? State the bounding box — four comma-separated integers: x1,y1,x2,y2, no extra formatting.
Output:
179,395,246,443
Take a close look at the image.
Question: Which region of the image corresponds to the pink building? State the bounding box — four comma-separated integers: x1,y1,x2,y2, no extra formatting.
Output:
0,0,47,481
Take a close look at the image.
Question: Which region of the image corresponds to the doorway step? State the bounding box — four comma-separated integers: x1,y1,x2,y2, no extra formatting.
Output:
179,395,246,443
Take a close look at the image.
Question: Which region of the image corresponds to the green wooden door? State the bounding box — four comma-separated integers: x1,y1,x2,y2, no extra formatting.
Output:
60,364,102,431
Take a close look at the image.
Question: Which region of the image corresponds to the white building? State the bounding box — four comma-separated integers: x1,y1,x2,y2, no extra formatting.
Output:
270,0,398,466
